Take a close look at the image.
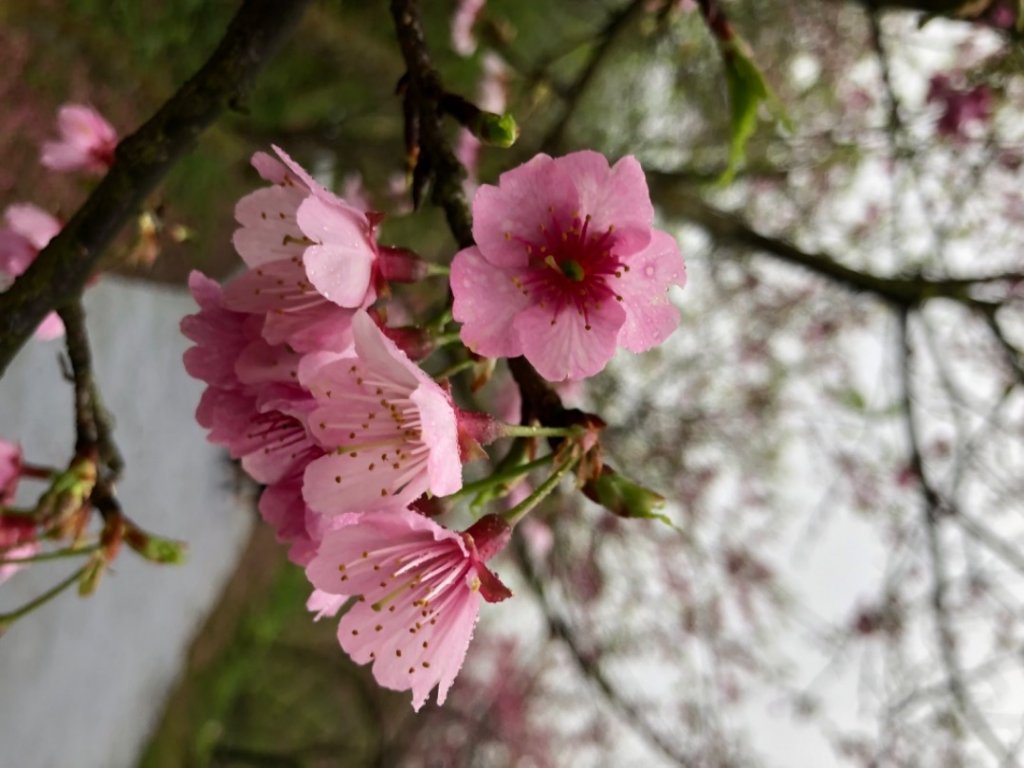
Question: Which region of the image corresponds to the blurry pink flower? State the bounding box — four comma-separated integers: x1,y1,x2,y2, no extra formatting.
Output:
927,74,993,140
223,146,378,352
302,311,463,516
0,439,23,506
40,104,117,175
0,204,64,340
306,509,512,710
451,151,686,381
0,443,37,584
451,0,486,56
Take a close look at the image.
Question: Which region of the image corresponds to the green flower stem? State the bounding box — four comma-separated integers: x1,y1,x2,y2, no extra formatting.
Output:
446,453,556,504
0,565,89,633
424,263,451,277
0,544,100,566
435,358,476,381
433,331,462,347
19,463,57,480
502,452,580,527
500,424,582,439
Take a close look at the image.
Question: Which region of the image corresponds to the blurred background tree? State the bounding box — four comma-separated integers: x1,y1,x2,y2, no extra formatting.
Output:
3,0,1024,766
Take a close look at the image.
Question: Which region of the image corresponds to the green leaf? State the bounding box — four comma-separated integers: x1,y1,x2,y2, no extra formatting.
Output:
717,35,787,185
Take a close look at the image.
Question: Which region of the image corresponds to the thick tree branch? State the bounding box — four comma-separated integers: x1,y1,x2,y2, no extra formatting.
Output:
0,0,312,378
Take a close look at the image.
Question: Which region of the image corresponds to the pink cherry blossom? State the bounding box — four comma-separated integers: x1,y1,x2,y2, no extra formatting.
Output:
0,439,23,506
40,103,117,175
927,74,993,141
222,146,380,352
305,509,512,710
302,311,463,516
182,271,322,485
451,151,686,381
0,204,64,340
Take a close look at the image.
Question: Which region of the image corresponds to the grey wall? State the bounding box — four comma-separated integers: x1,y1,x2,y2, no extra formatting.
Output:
0,278,252,768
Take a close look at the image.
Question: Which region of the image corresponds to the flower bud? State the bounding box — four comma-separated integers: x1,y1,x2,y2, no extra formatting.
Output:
582,466,672,526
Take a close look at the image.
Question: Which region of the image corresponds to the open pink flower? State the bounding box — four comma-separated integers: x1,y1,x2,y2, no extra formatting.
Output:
0,204,64,340
222,146,380,352
40,104,117,175
305,509,512,710
302,311,463,516
451,151,686,381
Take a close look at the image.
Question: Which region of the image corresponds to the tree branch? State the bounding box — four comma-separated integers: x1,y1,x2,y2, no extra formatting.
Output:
0,0,312,378
651,177,1019,308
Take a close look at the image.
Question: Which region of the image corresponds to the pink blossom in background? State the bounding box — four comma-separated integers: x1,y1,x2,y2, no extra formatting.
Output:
927,74,993,140
222,146,378,352
0,441,37,585
301,311,463,517
0,204,64,340
305,508,512,710
451,0,486,56
451,151,686,381
0,439,23,506
40,103,117,175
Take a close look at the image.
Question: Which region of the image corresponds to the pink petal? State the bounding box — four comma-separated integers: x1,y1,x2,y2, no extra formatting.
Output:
232,186,306,268
451,246,530,358
303,450,426,515
471,154,579,268
556,151,654,255
513,299,625,381
411,385,463,497
33,312,65,340
350,311,423,389
616,229,685,352
250,151,289,184
5,204,60,251
308,589,348,621
297,196,375,308
0,231,36,278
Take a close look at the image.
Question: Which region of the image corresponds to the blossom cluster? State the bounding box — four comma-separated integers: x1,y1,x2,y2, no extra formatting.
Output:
182,146,684,709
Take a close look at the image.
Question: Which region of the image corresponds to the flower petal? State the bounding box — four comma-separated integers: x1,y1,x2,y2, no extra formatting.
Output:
451,246,530,358
616,229,686,352
513,299,625,381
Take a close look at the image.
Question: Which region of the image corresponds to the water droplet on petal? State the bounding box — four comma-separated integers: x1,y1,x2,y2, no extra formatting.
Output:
643,264,655,277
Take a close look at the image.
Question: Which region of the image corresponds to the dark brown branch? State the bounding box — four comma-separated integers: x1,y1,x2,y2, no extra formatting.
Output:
57,300,123,476
541,0,647,153
390,0,473,249
651,177,1018,308
898,309,1013,763
0,0,312,378
513,536,694,767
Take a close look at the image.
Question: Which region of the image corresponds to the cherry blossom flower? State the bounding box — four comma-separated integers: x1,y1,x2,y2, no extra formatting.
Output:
451,151,686,381
40,103,117,175
222,146,379,352
305,508,512,710
182,271,321,485
301,311,463,516
0,204,64,340
0,440,37,584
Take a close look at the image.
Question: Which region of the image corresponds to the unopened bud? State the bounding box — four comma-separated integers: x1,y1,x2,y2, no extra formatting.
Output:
582,466,672,526
124,526,188,565
470,111,519,148
378,246,429,283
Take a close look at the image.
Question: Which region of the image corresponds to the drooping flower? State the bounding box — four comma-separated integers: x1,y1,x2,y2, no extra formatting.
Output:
40,103,117,175
222,146,380,352
182,271,321,485
301,311,463,516
305,508,512,710
0,204,64,340
451,151,686,381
